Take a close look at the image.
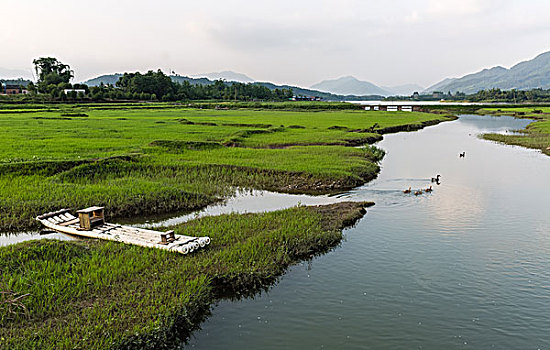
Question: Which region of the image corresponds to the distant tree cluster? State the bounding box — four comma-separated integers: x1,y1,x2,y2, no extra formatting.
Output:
386,88,550,103
2,57,293,102
86,72,293,101
89,70,293,101
465,88,550,102
22,57,88,99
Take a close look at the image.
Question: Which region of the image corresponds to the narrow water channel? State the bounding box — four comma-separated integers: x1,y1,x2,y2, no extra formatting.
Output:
185,115,550,349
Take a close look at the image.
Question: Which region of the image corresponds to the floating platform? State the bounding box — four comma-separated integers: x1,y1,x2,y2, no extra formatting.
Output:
36,207,210,255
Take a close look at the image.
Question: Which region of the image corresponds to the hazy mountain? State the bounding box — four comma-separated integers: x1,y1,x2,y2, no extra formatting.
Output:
81,73,384,100
425,51,550,94
170,75,213,85
84,74,230,87
0,78,32,87
82,74,123,86
424,77,457,93
190,71,254,83
383,84,425,96
311,76,391,96
254,81,383,101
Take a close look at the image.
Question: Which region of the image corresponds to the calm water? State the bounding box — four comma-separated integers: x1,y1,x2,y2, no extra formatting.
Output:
185,115,550,349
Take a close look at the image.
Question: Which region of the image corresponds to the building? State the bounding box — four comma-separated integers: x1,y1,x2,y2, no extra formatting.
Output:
1,84,28,95
290,95,321,101
363,104,419,112
63,89,87,95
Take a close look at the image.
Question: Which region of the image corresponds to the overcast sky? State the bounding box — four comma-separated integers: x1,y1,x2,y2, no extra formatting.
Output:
2,0,550,88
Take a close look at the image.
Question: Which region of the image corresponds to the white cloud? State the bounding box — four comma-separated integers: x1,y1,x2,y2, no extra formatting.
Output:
2,0,550,87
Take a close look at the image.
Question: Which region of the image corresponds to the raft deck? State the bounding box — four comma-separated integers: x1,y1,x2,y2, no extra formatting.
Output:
36,207,210,255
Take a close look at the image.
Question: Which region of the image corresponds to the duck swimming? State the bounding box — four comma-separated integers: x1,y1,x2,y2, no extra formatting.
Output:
403,187,412,194
431,174,441,182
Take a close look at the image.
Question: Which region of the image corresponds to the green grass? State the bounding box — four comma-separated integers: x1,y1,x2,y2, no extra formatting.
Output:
481,107,550,156
0,104,454,231
0,202,371,350
0,102,455,347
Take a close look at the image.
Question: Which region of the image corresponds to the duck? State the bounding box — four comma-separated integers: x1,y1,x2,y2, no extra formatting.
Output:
425,186,433,192
403,187,412,194
459,152,465,158
431,174,441,182
414,190,423,196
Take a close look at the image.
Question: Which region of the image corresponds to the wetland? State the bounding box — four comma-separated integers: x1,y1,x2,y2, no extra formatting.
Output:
1,104,548,349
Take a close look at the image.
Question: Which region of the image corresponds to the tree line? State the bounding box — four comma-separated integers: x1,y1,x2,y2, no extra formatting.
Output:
387,88,550,103
7,57,550,103
9,57,293,102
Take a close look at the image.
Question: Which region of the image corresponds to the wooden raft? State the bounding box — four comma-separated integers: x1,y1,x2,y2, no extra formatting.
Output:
36,207,210,255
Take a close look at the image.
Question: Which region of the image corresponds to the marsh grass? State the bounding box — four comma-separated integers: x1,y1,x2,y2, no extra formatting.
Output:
482,107,550,155
0,202,371,350
0,105,452,231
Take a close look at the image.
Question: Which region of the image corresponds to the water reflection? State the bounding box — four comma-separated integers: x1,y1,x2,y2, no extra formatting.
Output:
139,190,352,228
186,114,550,350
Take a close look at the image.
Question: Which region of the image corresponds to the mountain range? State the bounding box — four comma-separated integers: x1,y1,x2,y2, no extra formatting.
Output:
82,71,254,87
11,50,550,97
425,51,550,94
82,74,122,86
310,76,424,96
382,83,425,96
190,71,254,83
81,72,423,98
80,73,385,101
311,76,391,96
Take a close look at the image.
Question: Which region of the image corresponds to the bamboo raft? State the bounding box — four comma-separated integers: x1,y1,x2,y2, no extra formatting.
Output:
36,206,210,255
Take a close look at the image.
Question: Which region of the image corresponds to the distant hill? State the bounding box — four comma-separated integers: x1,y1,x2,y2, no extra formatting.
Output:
311,76,392,96
170,75,213,85
383,84,425,96
425,50,550,94
254,81,383,101
0,78,32,87
82,74,122,86
191,71,254,83
83,74,212,86
81,73,383,101
424,78,457,93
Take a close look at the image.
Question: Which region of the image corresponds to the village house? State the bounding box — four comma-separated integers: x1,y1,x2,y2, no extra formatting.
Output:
1,84,28,95
63,89,87,95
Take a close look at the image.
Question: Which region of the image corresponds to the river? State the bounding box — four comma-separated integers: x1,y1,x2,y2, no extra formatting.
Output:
184,114,550,349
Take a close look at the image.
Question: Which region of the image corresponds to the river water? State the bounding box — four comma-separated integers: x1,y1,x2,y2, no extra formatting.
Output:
184,115,550,349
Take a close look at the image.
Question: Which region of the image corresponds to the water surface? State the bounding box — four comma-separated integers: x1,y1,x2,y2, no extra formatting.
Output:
185,115,550,349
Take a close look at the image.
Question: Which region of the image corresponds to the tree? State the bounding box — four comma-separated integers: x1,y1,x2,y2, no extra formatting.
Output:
116,70,174,98
32,57,74,93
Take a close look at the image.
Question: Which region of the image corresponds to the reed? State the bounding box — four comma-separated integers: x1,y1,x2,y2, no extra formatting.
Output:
0,104,453,232
481,107,550,156
0,202,371,350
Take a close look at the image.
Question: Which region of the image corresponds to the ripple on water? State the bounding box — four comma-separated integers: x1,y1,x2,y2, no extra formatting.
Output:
186,114,550,350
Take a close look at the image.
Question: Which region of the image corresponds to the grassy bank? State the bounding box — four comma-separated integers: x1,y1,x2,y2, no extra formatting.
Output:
0,104,454,231
0,201,372,350
480,107,550,156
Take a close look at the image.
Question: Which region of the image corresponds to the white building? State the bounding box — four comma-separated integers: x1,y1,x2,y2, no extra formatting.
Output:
63,89,86,95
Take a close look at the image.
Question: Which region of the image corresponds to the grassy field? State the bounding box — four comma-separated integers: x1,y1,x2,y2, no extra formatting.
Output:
481,107,550,156
0,102,456,348
0,202,371,350
0,104,454,231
